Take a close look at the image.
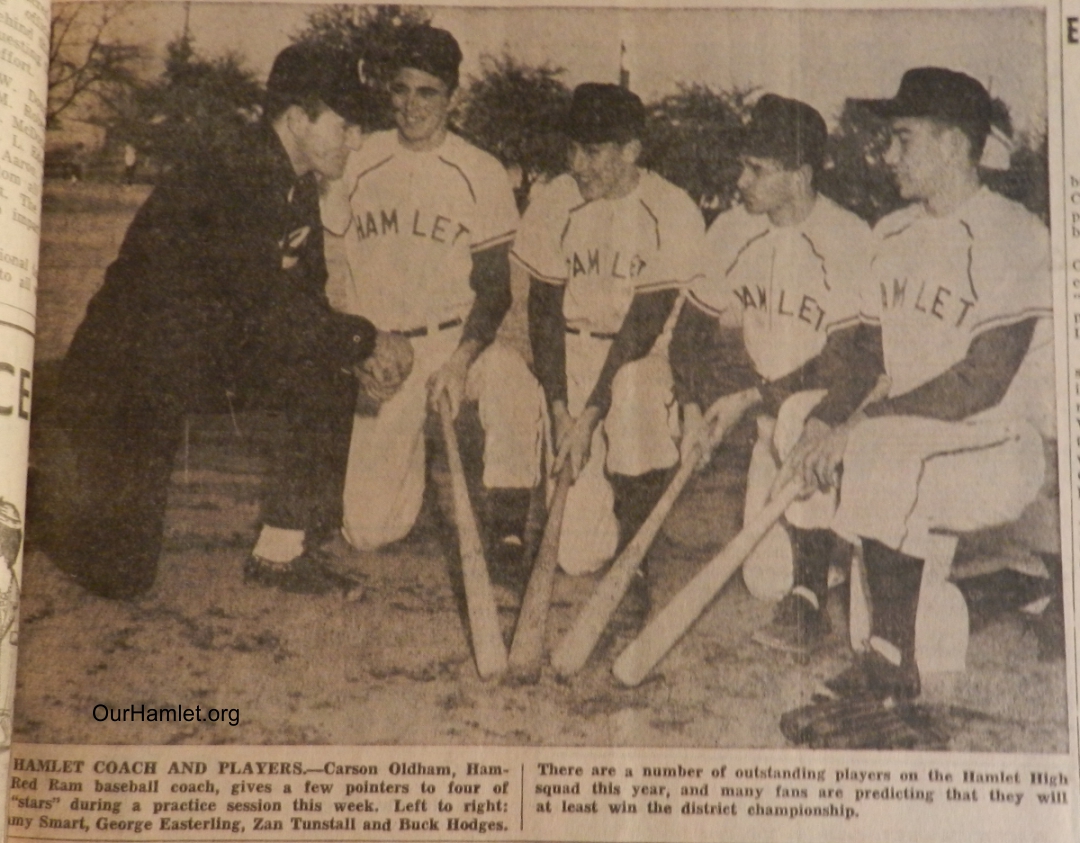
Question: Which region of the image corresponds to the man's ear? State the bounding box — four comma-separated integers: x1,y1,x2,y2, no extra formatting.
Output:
448,85,464,112
621,137,643,166
796,163,814,191
283,104,310,139
945,125,976,165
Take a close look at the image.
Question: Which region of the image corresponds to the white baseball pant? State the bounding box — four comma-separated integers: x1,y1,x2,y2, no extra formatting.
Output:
740,390,839,600
341,328,546,551
556,341,680,575
779,409,1046,674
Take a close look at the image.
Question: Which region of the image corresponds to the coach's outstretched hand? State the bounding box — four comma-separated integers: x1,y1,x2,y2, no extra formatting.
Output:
356,331,414,403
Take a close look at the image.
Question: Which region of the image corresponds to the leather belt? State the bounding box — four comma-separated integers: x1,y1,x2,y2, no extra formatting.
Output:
566,326,618,341
400,317,463,339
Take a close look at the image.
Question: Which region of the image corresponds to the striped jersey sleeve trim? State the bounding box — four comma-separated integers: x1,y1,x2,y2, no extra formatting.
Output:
824,313,866,334
686,289,726,318
471,229,516,253
970,306,1053,334
635,275,699,293
510,251,566,285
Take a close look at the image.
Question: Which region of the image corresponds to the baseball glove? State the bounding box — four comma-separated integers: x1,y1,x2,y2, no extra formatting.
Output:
780,697,948,750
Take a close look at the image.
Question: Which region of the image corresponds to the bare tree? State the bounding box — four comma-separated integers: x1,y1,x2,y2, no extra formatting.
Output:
48,3,144,127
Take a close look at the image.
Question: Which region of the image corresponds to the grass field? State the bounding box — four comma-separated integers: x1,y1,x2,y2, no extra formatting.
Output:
11,181,1069,752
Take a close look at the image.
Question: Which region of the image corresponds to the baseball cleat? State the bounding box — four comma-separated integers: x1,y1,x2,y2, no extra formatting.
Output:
817,650,921,703
244,551,355,596
752,591,830,655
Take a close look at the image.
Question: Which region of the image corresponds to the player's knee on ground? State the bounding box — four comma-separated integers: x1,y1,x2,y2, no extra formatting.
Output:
606,355,679,476
468,342,546,490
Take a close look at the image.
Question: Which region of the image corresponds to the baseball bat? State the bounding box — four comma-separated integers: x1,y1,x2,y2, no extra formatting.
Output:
612,478,803,687
437,394,508,679
550,443,701,678
507,463,574,678
612,374,893,687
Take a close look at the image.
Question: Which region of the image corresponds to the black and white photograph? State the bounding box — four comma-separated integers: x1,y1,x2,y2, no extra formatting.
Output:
15,2,1068,755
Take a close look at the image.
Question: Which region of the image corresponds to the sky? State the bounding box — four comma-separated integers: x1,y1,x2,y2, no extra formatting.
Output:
85,2,1048,136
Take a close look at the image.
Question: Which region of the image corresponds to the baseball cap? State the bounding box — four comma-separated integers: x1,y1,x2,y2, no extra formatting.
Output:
388,26,463,91
565,83,646,144
855,67,991,137
267,43,370,125
740,94,827,171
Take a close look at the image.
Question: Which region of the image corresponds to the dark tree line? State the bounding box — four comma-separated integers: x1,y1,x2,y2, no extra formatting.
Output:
51,4,1049,225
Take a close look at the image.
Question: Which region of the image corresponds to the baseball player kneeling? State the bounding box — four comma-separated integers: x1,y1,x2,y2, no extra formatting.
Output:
322,26,547,562
512,83,705,595
784,68,1055,702
667,95,876,651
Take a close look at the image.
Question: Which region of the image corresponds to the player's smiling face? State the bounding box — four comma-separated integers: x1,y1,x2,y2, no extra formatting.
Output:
568,140,639,201
883,117,955,202
736,155,799,217
390,67,452,151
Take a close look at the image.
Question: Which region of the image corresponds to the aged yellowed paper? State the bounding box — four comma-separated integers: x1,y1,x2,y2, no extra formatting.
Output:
7,2,1080,841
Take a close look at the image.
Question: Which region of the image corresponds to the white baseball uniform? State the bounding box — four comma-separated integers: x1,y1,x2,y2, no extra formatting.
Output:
512,170,704,574
822,186,1055,673
323,129,546,550
832,186,1054,557
687,196,871,598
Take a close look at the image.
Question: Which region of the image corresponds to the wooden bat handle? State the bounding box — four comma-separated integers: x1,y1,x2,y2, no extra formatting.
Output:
507,464,574,676
438,394,507,679
612,479,803,687
551,446,699,677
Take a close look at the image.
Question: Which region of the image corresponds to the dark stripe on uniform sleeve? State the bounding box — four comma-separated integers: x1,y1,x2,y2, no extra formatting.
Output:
511,251,565,285
670,297,759,408
805,323,885,426
585,288,679,416
865,317,1036,421
528,276,568,407
462,241,512,348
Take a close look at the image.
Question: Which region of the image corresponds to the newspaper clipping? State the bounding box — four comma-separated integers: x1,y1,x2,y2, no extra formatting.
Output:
7,1,1080,841
0,0,48,815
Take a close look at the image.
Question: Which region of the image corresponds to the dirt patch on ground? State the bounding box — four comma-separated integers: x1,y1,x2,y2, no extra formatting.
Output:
12,183,1068,753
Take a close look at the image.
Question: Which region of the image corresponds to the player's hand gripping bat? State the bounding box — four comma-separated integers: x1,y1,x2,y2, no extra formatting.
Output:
611,375,892,687
437,394,507,679
507,463,574,680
